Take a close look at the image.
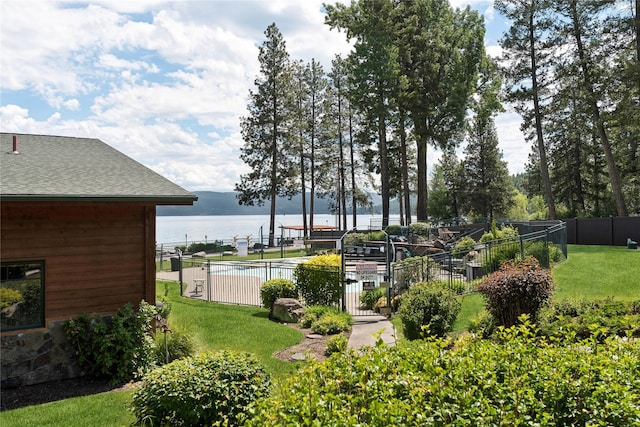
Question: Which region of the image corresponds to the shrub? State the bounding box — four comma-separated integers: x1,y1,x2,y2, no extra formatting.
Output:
481,242,521,273
0,287,23,309
477,257,554,327
325,333,348,356
373,296,388,313
384,224,402,235
294,254,341,306
479,221,519,243
260,278,298,310
392,256,439,295
310,311,353,335
539,299,640,341
343,233,365,246
359,287,386,310
452,236,476,257
153,329,196,365
408,222,430,238
64,301,157,383
243,324,640,426
398,282,461,340
524,241,565,267
300,305,333,328
131,351,270,427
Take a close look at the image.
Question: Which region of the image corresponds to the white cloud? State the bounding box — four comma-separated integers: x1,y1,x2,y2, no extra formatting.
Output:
1,0,525,192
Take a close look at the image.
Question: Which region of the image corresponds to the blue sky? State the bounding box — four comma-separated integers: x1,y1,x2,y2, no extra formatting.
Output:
0,0,525,192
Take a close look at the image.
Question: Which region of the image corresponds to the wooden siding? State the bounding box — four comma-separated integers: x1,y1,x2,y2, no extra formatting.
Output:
1,202,156,324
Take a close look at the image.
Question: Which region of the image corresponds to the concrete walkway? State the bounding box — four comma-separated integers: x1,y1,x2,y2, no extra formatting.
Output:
348,315,396,349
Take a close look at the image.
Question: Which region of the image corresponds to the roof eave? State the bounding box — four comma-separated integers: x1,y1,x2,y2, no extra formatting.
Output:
0,195,198,205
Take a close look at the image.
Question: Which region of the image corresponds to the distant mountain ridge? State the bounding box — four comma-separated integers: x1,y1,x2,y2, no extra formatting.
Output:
157,191,338,216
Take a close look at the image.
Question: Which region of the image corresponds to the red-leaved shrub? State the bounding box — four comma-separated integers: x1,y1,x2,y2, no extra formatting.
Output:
477,257,554,327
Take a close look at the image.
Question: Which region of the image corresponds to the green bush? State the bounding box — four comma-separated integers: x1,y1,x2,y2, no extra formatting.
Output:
260,278,298,310
408,222,430,238
325,333,348,356
539,299,640,341
398,282,461,340
153,329,196,365
310,311,353,335
0,287,23,309
524,241,565,267
478,257,554,327
481,242,521,272
343,233,365,246
392,256,439,295
294,254,342,306
359,287,386,310
64,301,157,383
243,322,640,426
131,351,270,426
384,224,402,235
479,221,519,243
299,305,333,328
452,236,476,257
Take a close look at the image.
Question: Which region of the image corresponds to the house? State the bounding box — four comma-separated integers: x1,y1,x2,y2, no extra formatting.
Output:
0,133,197,387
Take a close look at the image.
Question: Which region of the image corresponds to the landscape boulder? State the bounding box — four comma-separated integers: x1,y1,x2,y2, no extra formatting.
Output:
271,298,305,323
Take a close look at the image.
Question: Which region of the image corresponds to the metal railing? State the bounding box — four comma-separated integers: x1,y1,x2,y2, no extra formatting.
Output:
391,221,567,294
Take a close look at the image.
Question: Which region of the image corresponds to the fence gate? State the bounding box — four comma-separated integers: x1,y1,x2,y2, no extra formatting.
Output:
340,230,392,316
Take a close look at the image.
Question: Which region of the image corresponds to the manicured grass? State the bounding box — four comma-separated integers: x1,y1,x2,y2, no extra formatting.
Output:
451,245,640,331
453,292,485,333
0,389,135,427
157,280,303,377
552,245,640,301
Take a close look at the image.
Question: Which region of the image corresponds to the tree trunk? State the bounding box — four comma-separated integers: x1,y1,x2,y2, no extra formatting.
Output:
569,0,628,217
399,108,411,226
413,113,428,222
349,107,357,229
529,8,557,220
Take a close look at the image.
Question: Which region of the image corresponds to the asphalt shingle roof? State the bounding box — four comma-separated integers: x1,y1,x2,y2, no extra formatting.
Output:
0,133,197,204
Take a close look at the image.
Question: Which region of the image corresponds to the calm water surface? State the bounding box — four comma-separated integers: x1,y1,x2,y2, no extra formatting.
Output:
156,214,388,246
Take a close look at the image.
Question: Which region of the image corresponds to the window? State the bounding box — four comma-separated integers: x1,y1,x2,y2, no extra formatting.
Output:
1,261,44,331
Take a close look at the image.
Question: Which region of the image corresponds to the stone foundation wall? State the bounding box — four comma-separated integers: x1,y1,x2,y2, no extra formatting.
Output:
1,321,81,388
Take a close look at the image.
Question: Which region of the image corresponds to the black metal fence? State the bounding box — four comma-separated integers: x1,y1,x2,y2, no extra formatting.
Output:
391,221,567,295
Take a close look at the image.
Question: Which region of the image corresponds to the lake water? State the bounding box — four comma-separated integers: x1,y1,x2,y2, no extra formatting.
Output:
156,214,394,246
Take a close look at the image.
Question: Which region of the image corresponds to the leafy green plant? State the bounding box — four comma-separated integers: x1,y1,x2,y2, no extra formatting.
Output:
294,254,341,306
524,241,565,267
260,278,298,310
452,236,476,257
63,301,157,383
398,282,461,340
310,311,353,335
539,298,640,341
478,257,554,327
359,287,386,310
384,224,402,235
243,322,640,426
153,329,195,365
479,221,519,243
408,222,430,238
325,333,348,356
131,351,270,426
0,287,23,309
480,241,521,272
299,305,333,328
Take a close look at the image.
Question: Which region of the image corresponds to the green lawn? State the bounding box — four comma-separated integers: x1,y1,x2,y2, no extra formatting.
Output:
3,244,638,426
552,244,640,301
156,280,303,377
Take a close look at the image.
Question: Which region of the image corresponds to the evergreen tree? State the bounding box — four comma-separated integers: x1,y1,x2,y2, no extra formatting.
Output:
496,0,557,219
235,24,296,246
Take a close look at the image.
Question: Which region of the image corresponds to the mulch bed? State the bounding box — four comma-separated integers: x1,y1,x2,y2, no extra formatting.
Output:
0,377,132,411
